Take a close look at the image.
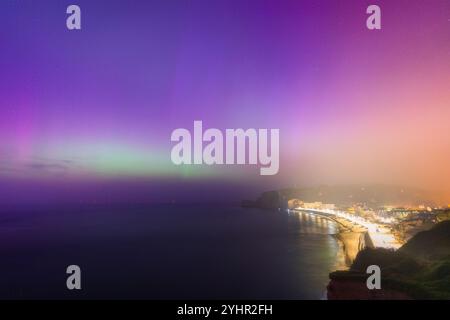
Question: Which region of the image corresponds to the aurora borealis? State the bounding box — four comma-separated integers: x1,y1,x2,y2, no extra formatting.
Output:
1,0,449,204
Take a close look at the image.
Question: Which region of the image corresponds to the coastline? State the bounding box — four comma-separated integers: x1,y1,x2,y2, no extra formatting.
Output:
334,218,374,268
292,209,372,269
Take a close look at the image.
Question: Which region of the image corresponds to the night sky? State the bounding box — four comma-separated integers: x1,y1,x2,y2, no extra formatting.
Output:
1,0,449,204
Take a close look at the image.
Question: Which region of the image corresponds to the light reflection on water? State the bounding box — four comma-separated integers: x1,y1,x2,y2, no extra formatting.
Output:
291,210,339,235
0,205,344,299
289,210,346,271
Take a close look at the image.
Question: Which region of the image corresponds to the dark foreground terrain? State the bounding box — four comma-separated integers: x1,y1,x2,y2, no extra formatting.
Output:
328,220,450,299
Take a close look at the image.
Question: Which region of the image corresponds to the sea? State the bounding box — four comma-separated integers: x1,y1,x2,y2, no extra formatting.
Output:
0,204,344,299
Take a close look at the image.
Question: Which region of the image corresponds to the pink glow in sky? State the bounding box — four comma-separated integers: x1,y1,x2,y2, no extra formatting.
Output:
0,0,449,203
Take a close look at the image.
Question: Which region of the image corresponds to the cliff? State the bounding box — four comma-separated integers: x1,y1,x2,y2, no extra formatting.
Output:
327,221,450,299
337,231,373,267
241,191,282,210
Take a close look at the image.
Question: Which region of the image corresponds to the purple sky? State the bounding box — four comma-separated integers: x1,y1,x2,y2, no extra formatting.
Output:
1,0,449,204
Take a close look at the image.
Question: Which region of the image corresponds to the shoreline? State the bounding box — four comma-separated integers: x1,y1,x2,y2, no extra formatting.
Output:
291,209,372,269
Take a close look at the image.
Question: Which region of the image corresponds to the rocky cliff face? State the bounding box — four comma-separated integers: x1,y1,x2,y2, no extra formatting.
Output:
337,231,373,267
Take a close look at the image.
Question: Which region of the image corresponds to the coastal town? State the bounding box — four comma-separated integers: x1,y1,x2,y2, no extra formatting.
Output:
289,200,450,245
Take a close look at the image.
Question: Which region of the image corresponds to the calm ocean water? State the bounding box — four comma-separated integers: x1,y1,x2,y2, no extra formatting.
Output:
0,204,341,299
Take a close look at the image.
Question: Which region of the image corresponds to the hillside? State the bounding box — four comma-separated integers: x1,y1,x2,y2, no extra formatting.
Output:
400,220,450,260
328,221,450,299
